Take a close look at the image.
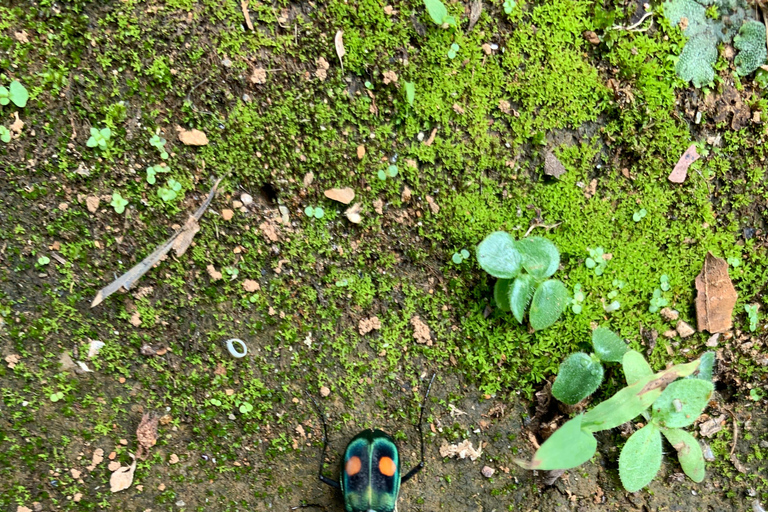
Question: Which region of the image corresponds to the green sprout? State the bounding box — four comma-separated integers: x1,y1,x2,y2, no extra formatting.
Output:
209,398,222,407
37,255,50,266
149,134,169,159
146,164,169,185
239,401,254,414
503,0,516,14
745,304,759,332
0,126,10,143
404,81,416,106
727,256,741,268
50,391,65,402
477,232,569,331
304,205,325,219
158,178,182,202
649,288,669,313
571,283,585,314
660,274,671,292
632,208,647,222
110,192,128,214
87,127,112,150
585,247,608,275
451,249,471,264
424,0,457,28
224,266,239,281
378,164,398,181
447,43,460,59
0,80,29,107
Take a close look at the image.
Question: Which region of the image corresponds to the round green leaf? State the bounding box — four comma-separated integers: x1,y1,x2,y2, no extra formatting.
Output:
652,378,714,428
622,349,653,385
509,274,537,324
661,428,706,483
552,353,603,405
529,279,569,331
523,414,596,471
619,423,662,492
9,81,28,108
516,236,560,279
476,231,522,279
493,278,512,312
591,327,628,362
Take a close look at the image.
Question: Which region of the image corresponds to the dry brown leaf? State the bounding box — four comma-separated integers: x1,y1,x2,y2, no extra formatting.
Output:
10,112,24,137
345,202,362,224
86,196,100,213
383,70,398,84
14,30,29,43
359,316,382,335
411,315,432,346
91,180,219,308
467,0,483,32
669,144,699,183
335,30,345,72
207,265,223,281
129,311,141,327
324,187,355,204
241,0,254,30
424,127,437,146
584,178,597,199
250,67,267,84
357,145,366,159
221,208,234,220
242,279,260,292
136,414,158,460
259,220,279,242
543,151,567,178
175,125,209,146
439,439,482,460
110,453,136,493
582,30,600,44
695,252,738,333
303,172,314,187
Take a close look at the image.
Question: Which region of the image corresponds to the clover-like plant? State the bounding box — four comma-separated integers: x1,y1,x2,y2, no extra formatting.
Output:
447,43,460,59
518,350,715,492
377,164,398,181
571,283,585,314
0,80,29,108
649,288,669,313
87,127,112,151
304,205,325,219
452,249,470,264
503,0,516,14
477,232,569,331
424,0,456,28
585,246,608,275
632,208,647,222
158,178,182,202
146,164,168,185
110,192,128,214
149,134,169,160
0,125,10,143
552,327,628,405
745,303,759,332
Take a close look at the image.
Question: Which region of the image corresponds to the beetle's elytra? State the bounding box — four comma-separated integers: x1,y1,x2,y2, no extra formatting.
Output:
309,374,436,512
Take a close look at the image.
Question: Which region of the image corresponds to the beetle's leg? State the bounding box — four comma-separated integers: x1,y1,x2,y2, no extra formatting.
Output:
290,502,328,510
306,391,341,489
401,373,436,485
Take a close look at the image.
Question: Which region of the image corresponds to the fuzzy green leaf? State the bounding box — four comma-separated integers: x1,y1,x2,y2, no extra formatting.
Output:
692,351,714,381
582,358,701,433
0,126,10,143
509,274,537,324
619,423,662,492
515,236,560,279
518,414,596,471
424,0,449,25
528,279,569,331
493,278,512,312
9,81,29,108
591,327,628,362
652,378,713,428
551,353,603,405
662,428,706,483
623,349,653,385
476,231,522,279
404,81,415,106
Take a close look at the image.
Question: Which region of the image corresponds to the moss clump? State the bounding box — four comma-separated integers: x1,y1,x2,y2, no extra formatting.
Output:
676,32,718,87
734,20,768,76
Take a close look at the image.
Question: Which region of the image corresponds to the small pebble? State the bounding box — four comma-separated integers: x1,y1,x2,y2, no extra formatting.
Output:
676,321,695,338
175,500,186,508
241,193,253,206
705,333,720,347
320,386,331,397
481,466,495,478
221,58,232,68
660,308,679,322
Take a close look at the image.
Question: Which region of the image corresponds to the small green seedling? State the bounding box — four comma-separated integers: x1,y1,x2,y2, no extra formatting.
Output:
110,192,128,214
477,232,569,331
404,82,416,106
50,391,65,402
158,178,182,202
224,266,239,280
0,80,29,107
146,164,169,185
149,134,169,159
660,274,671,291
335,278,350,287
632,208,647,222
571,284,585,314
727,256,741,268
604,292,620,313
649,288,669,313
304,205,325,219
36,255,50,266
424,0,456,28
503,0,516,14
585,247,608,275
87,127,112,150
239,401,254,414
209,398,222,407
520,350,715,492
451,249,470,264
745,304,759,332
750,388,764,401
552,327,628,405
378,164,398,181
0,126,10,143
447,43,459,59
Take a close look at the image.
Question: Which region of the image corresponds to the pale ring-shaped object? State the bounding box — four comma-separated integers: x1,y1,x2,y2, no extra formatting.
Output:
224,338,247,358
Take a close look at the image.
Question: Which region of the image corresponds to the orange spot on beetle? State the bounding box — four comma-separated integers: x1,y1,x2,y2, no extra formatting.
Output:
346,456,361,476
379,456,396,476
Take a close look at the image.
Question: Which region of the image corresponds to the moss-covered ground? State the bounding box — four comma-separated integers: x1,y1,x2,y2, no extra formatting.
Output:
1,0,768,509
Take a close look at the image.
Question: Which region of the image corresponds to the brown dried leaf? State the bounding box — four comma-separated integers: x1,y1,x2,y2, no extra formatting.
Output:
467,0,483,32
109,453,136,492
175,125,209,146
171,216,200,257
695,252,738,333
9,112,24,137
250,67,267,84
206,264,223,281
241,0,254,30
324,187,355,204
345,202,362,224
86,196,100,213
334,30,345,72
668,144,699,183
242,279,260,292
136,414,158,459
357,145,366,159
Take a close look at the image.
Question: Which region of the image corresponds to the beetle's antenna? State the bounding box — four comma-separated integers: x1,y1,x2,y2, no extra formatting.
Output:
401,372,436,484
306,391,341,489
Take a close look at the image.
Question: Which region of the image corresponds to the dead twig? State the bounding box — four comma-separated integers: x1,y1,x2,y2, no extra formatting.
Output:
524,221,562,238
611,12,653,32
